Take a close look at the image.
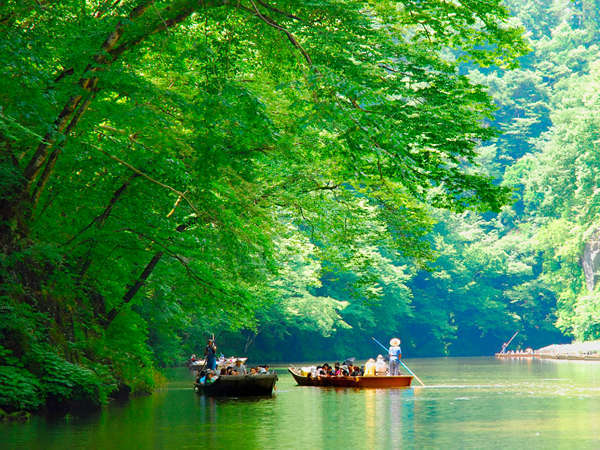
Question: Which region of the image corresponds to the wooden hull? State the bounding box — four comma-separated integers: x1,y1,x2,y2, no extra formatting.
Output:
288,368,412,388
495,352,534,358
195,374,278,396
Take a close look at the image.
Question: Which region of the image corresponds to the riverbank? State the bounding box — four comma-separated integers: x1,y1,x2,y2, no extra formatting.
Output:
496,340,600,360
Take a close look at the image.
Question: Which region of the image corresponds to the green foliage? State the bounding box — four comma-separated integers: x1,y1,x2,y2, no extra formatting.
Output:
30,346,104,410
0,300,108,412
238,0,600,359
423,0,600,347
104,311,155,393
0,365,42,412
1,0,532,409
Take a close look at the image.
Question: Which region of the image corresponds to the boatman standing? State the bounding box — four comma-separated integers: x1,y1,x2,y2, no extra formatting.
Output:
205,338,217,371
389,338,402,375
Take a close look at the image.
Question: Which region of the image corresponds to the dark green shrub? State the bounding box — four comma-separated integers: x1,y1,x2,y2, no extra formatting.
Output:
0,365,43,412
32,348,103,411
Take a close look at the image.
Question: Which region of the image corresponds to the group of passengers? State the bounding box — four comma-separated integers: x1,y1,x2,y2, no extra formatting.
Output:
502,348,533,355
303,338,404,378
196,359,270,385
217,360,271,376
308,354,391,378
312,361,364,377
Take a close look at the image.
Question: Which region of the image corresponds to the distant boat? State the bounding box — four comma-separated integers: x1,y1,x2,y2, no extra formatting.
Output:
194,373,278,396
288,367,412,388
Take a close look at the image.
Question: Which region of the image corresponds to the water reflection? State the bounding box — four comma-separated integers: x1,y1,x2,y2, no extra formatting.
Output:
3,358,600,449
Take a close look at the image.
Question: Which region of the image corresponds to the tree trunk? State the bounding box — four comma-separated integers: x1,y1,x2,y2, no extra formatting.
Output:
101,210,204,326
103,251,164,326
74,174,139,281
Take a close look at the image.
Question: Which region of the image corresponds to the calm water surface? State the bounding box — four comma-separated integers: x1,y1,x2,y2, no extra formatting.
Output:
3,357,600,449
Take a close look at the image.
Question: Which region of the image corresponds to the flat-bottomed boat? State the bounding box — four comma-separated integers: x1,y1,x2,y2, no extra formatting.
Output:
194,373,278,396
288,367,412,388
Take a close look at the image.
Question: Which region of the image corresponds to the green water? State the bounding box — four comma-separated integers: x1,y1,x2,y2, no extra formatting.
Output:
3,357,600,449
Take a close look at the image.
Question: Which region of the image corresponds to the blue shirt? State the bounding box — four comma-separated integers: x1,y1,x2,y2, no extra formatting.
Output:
389,345,402,360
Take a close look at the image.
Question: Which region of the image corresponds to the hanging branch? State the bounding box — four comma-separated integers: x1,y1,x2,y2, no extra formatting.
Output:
254,0,302,21
63,173,139,246
238,0,312,66
85,140,202,218
103,250,165,327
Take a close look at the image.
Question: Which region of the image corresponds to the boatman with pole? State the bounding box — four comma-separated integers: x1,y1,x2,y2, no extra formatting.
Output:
500,331,519,354
205,336,217,371
389,338,402,375
372,336,425,386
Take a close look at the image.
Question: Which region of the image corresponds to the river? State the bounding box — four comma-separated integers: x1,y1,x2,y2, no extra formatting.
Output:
3,357,600,449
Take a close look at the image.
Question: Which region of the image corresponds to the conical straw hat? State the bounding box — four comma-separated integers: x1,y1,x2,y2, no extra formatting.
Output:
390,338,401,346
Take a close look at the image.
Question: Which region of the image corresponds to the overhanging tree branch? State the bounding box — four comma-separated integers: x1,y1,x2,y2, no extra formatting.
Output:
255,0,302,21
85,140,202,218
239,0,312,66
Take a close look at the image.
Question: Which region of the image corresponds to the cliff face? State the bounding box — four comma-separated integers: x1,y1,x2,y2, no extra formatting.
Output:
582,231,600,292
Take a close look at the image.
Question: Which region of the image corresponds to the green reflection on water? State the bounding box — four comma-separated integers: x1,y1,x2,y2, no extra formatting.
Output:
3,357,600,449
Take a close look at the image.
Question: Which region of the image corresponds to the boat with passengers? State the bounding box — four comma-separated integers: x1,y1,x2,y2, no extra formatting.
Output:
194,372,278,396
192,357,277,396
288,367,412,388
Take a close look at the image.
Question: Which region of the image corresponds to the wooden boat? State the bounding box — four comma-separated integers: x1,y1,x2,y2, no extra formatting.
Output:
495,352,534,358
496,352,600,361
194,373,278,396
288,367,412,388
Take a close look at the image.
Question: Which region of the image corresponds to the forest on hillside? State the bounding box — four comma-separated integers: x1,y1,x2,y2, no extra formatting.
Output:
227,0,600,360
1,0,599,414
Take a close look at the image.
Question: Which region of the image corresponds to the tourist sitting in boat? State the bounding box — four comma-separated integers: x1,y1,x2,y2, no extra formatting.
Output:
250,367,257,375
197,370,218,385
350,365,363,376
235,358,247,375
364,358,376,375
205,371,217,384
258,365,270,374
375,355,388,375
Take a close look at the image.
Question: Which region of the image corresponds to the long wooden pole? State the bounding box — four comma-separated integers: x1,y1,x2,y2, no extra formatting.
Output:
371,337,425,386
500,331,519,353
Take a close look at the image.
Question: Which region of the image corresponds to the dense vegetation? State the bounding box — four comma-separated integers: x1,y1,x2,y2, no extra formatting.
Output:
226,0,600,361
1,0,597,415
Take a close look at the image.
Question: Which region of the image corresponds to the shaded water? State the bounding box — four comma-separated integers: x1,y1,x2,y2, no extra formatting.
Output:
3,357,600,449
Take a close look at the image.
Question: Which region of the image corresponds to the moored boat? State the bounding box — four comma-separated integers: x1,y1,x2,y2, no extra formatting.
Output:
195,373,278,396
288,367,412,388
495,352,534,358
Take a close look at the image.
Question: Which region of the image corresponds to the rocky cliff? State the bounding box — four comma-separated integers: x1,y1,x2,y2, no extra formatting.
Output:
582,230,600,292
